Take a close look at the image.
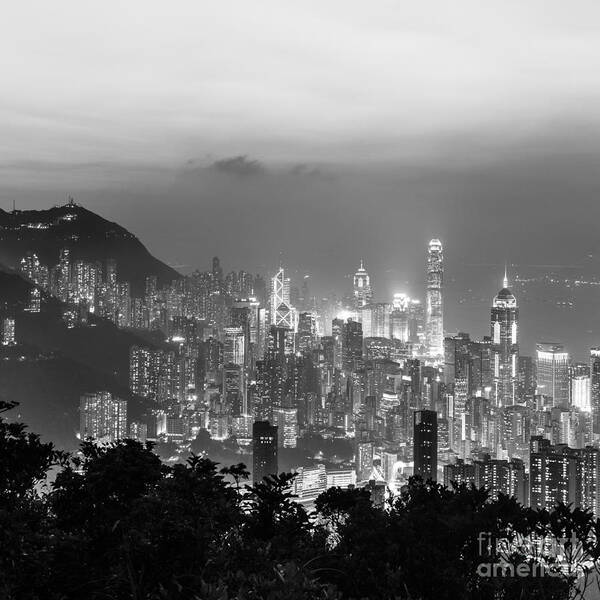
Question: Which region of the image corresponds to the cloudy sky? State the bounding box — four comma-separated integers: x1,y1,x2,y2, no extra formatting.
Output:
2,1,600,349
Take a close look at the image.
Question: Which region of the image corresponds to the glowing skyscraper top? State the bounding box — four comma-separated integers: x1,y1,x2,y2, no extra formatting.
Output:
353,259,372,309
425,239,444,362
491,270,519,406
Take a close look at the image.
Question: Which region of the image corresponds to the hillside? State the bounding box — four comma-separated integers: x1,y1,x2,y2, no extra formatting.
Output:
0,201,181,294
0,268,164,449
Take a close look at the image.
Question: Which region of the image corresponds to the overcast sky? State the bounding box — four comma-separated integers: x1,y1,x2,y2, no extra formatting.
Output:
2,1,600,350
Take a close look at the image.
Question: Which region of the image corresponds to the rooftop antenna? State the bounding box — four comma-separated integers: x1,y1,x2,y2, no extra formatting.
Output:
503,263,509,289
12,199,15,213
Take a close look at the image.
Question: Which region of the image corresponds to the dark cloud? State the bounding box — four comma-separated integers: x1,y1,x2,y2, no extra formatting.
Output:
210,156,265,177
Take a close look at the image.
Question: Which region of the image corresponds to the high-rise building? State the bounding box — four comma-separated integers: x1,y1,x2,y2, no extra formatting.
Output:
591,348,600,434
273,407,298,448
342,319,363,373
353,259,372,310
79,391,127,443
270,266,295,330
536,343,570,407
390,293,410,342
529,437,577,508
223,326,245,366
2,317,16,346
571,363,591,412
356,441,374,483
491,271,519,407
413,409,438,481
252,420,278,483
425,239,444,362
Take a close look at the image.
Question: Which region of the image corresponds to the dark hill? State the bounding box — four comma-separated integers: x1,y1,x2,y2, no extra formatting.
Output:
0,201,181,294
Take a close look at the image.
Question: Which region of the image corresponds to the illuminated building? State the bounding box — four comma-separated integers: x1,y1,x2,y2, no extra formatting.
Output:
443,458,475,488
536,343,570,407
79,391,127,443
342,319,363,373
223,326,245,366
413,409,437,481
353,259,372,310
326,469,356,488
252,420,278,483
270,266,295,329
293,464,327,503
371,302,391,338
297,311,317,351
273,407,298,448
529,437,577,508
425,239,444,362
571,363,591,412
474,455,527,503
25,287,41,313
390,293,410,342
491,271,519,407
2,317,16,346
356,441,374,483
591,348,600,434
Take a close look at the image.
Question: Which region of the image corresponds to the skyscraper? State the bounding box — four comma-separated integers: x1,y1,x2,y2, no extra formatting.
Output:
353,259,372,310
591,348,600,434
252,420,278,483
425,239,443,362
270,266,295,330
536,343,570,407
491,271,519,406
413,409,438,481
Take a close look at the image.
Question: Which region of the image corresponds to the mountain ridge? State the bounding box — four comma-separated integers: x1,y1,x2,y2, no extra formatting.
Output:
0,201,181,294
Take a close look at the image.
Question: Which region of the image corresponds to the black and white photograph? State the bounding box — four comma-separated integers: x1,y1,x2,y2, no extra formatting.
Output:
2,2,600,598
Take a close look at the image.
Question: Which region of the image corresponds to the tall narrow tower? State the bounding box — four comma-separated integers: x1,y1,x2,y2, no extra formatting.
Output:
353,259,372,310
270,266,295,329
426,239,444,361
491,270,519,406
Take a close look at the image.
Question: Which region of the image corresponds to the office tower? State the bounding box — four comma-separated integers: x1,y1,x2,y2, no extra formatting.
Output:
223,363,244,415
390,293,410,341
57,248,70,302
518,355,536,399
356,441,374,483
273,407,298,448
571,363,591,412
371,302,391,338
270,266,295,329
491,271,519,407
536,343,570,407
252,421,278,483
297,311,317,351
591,348,600,434
79,391,127,443
425,239,444,362
223,326,245,366
2,317,15,346
413,409,438,481
353,259,372,310
342,319,363,373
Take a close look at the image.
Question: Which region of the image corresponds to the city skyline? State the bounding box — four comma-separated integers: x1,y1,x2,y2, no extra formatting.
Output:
3,3,600,597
